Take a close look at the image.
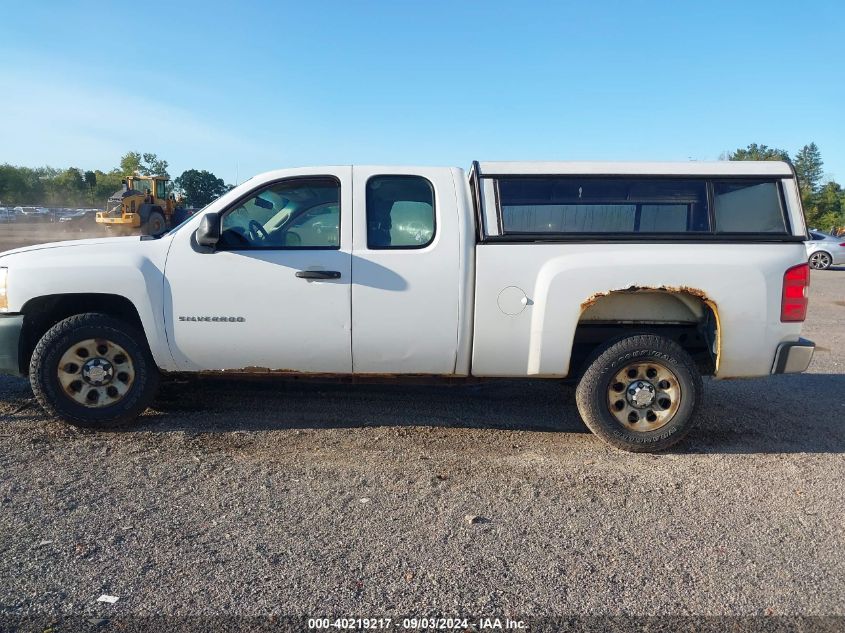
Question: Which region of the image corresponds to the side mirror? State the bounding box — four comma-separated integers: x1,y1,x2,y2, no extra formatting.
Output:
195,212,220,248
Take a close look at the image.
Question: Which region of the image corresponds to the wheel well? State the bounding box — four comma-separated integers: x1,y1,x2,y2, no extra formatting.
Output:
18,294,145,374
572,289,719,377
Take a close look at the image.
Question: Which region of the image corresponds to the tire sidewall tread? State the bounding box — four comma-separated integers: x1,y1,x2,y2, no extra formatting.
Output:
144,211,166,236
575,334,703,452
29,313,158,428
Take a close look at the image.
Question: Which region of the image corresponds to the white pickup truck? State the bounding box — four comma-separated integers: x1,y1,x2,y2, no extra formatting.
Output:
0,161,814,451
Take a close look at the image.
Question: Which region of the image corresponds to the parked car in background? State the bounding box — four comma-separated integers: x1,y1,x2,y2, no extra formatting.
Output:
0,208,15,223
59,209,99,231
806,230,845,269
16,207,46,222
57,209,82,223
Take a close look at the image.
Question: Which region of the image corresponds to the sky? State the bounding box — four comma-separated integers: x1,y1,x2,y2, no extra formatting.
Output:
1,1,843,185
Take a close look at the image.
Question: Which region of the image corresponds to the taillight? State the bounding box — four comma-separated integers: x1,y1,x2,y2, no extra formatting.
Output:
781,263,810,322
839,242,845,247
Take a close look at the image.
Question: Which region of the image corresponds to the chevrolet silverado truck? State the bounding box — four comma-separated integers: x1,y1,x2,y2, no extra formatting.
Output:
0,161,815,451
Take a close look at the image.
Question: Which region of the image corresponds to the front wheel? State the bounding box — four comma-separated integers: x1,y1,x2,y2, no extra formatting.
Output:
144,211,167,236
809,251,832,270
29,313,159,428
575,334,702,452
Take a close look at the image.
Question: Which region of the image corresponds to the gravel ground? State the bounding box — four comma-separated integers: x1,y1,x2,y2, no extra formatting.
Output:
0,267,843,625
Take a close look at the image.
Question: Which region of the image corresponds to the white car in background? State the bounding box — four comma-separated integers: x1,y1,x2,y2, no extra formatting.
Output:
806,230,845,269
17,207,45,221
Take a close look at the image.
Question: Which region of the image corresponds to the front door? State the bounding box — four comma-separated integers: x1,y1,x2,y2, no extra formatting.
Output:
164,168,353,372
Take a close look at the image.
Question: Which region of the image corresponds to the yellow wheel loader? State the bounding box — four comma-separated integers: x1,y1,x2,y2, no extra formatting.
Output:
96,175,187,236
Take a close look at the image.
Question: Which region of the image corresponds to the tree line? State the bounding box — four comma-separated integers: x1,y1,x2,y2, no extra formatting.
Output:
0,151,232,209
2,145,843,230
726,142,843,231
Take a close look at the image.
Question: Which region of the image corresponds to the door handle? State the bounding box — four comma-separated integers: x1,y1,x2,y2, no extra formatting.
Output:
295,270,341,280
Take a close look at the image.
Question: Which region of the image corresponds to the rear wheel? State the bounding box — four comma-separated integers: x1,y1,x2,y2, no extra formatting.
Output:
809,251,832,270
575,334,702,452
30,313,159,428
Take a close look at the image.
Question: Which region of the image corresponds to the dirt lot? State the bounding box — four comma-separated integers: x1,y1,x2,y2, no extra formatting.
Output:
0,224,111,252
0,229,843,626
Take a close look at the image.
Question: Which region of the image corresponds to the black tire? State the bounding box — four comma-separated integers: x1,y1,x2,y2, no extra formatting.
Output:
809,251,832,270
144,211,166,236
29,313,159,428
575,334,702,452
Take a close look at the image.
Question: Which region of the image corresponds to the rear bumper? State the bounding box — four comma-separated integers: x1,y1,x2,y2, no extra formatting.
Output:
0,314,23,376
771,337,815,374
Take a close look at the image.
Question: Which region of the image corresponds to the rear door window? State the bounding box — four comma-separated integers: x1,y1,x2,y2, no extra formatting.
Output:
712,180,787,234
366,175,435,249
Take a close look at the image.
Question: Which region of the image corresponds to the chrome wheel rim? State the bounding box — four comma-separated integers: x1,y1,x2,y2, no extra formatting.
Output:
810,252,830,269
607,361,681,431
57,338,135,408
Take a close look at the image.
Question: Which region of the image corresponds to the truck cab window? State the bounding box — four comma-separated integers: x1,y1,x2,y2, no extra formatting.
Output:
219,177,340,249
366,175,435,249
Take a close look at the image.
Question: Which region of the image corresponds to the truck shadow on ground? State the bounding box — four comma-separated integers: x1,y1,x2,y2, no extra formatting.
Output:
135,372,845,454
150,377,586,435
2,373,842,454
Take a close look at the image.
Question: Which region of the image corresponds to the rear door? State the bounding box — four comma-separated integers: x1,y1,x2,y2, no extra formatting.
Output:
351,167,461,374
